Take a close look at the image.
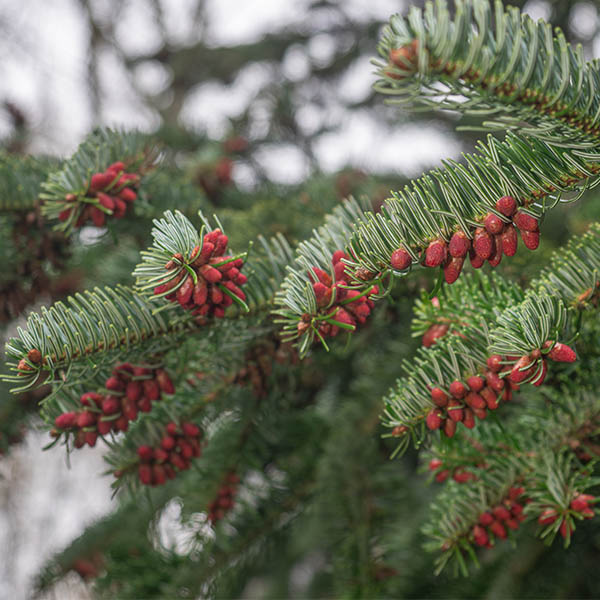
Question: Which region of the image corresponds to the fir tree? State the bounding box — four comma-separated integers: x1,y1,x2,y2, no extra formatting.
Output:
2,0,600,597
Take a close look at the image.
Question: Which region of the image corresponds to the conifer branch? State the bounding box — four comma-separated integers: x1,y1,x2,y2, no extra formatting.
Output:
344,134,600,285
39,128,160,232
2,284,200,393
273,195,377,357
383,224,600,450
275,130,600,354
0,151,56,211
376,0,600,144
423,386,600,576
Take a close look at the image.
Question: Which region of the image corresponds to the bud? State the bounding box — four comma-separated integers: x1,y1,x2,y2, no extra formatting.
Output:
489,520,507,539
501,225,518,256
102,396,120,415
473,228,493,259
492,505,511,521
161,436,176,450
520,229,540,250
449,380,466,399
465,392,486,410
27,349,42,364
443,419,457,438
430,387,449,407
509,356,534,383
462,407,476,429
514,211,539,232
55,412,78,429
426,409,443,430
182,422,201,438
466,375,484,392
448,231,470,258
485,371,505,392
496,195,517,217
486,354,503,373
443,256,464,284
137,445,154,462
543,341,576,363
484,213,504,235
447,399,464,422
424,239,447,268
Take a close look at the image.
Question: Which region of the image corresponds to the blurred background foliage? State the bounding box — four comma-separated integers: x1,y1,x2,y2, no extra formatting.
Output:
1,0,600,598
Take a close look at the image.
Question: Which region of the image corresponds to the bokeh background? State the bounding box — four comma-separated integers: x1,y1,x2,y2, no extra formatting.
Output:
1,1,599,598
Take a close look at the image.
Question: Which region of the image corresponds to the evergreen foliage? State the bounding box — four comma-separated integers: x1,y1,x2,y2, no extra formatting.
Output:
2,0,600,597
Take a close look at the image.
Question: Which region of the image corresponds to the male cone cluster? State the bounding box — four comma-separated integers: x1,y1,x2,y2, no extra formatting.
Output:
386,40,419,80
428,458,478,484
538,492,596,539
471,486,527,548
207,472,240,523
507,341,577,385
390,196,541,284
136,421,203,486
154,229,247,320
425,341,576,437
425,372,518,437
52,363,174,447
58,161,140,228
298,250,378,339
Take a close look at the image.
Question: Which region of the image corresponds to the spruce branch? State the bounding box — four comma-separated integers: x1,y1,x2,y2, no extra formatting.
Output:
383,223,600,450
376,0,600,145
2,284,198,393
39,128,160,232
423,385,600,576
344,133,600,286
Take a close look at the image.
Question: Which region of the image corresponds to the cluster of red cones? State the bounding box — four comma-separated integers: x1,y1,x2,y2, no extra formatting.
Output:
52,363,174,447
59,161,140,228
390,196,541,284
154,229,247,321
298,250,378,339
135,422,203,486
471,486,527,547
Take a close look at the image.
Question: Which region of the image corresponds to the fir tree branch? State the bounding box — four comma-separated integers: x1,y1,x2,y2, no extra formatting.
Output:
273,195,375,356
275,130,600,354
0,151,56,211
376,0,600,145
345,134,600,285
2,284,198,393
39,128,160,232
382,223,600,450
423,383,600,576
